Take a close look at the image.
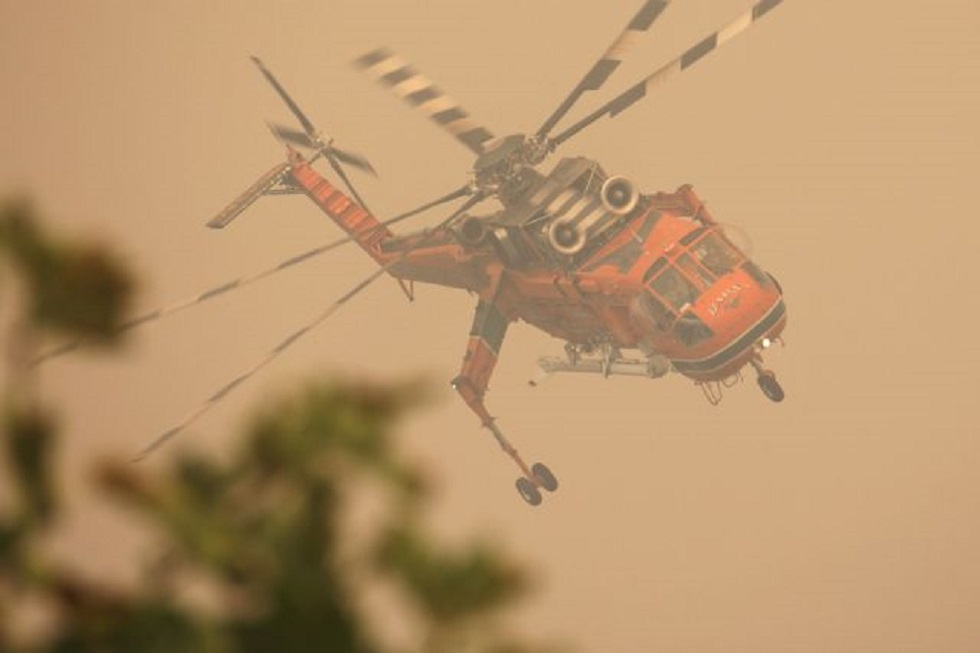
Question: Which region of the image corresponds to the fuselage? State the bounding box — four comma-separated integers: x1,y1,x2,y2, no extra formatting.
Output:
496,181,787,384
291,153,786,385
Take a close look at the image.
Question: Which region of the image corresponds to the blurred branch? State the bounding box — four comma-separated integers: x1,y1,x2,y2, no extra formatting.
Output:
0,196,560,652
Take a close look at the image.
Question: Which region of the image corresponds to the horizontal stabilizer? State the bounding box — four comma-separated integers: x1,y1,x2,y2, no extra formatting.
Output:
206,161,291,229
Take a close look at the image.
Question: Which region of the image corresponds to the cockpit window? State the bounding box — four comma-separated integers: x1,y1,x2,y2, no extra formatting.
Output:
674,312,714,346
649,266,700,311
691,232,742,276
677,254,714,289
742,260,774,289
633,292,673,331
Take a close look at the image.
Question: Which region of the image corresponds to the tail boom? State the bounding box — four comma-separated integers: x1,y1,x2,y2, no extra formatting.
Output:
288,153,392,264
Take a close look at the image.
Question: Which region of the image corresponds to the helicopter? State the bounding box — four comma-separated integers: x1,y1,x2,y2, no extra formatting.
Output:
39,0,790,506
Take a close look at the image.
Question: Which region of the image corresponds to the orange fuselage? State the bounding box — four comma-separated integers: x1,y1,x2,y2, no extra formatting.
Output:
290,156,785,385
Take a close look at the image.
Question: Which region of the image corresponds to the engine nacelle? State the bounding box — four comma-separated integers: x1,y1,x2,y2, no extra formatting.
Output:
547,219,586,255
600,175,640,215
456,215,490,248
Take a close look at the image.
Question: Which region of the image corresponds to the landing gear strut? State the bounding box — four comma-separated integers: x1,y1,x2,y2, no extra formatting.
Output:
750,358,784,403
455,299,561,506
485,422,559,506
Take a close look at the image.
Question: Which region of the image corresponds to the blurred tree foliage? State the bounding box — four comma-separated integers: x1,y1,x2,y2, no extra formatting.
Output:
0,199,561,653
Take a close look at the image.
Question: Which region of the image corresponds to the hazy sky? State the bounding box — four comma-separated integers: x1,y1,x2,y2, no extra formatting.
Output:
2,0,980,650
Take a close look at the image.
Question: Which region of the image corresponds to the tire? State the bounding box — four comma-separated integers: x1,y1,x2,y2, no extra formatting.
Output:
516,477,543,506
757,372,785,403
532,463,559,493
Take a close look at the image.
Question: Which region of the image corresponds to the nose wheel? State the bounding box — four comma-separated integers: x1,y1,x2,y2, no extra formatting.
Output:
750,357,784,403
757,371,784,402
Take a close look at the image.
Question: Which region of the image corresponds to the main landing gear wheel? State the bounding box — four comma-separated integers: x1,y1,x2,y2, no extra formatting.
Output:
516,477,542,506
532,462,559,493
757,371,785,403
515,462,559,506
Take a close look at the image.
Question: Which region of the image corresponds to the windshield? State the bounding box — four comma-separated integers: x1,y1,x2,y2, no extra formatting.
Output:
649,266,700,311
631,292,673,331
674,312,713,346
677,253,714,289
690,232,742,276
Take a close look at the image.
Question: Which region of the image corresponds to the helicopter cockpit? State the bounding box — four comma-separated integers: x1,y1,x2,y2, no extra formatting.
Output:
634,226,749,347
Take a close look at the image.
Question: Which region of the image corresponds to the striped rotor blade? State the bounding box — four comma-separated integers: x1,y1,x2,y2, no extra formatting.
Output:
354,47,494,155
536,0,671,139
31,184,471,367
251,56,318,139
552,0,786,148
133,191,487,460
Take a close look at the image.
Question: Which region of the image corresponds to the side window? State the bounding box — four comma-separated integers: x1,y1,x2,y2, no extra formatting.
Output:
674,313,714,346
633,292,673,331
650,267,700,311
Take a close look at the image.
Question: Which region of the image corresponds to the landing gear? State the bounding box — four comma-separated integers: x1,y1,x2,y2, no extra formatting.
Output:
454,300,561,506
515,463,558,506
516,477,542,506
757,372,784,402
482,422,560,507
532,462,559,493
750,357,784,403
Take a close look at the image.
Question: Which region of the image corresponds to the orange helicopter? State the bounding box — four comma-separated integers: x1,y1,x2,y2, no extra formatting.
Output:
40,0,790,505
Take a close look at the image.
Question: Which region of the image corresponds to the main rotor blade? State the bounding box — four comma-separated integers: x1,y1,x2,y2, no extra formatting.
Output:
551,0,786,148
32,184,473,366
354,48,495,155
251,55,318,139
134,191,487,460
536,0,671,140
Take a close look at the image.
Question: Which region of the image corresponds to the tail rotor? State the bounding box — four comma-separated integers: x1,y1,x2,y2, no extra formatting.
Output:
251,56,377,208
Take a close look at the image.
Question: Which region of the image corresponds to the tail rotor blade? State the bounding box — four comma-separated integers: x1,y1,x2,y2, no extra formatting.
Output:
134,191,487,460
536,0,671,139
329,145,377,176
267,122,376,176
251,55,318,139
326,153,373,214
551,0,786,148
266,121,319,150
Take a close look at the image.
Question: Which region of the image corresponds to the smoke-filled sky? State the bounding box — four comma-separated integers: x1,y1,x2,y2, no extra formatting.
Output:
2,1,980,650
